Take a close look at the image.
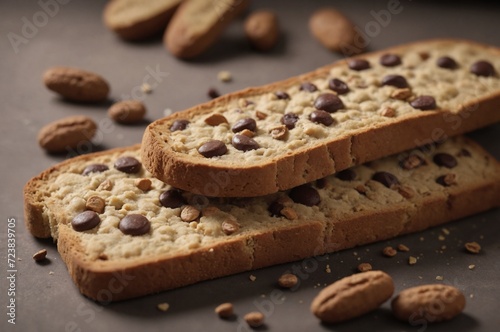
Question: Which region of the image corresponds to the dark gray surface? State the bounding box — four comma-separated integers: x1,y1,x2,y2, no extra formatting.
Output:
1,0,499,331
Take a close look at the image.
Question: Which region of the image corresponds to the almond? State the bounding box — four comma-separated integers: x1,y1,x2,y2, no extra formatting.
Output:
311,270,394,323
244,11,280,51
38,115,97,153
108,100,146,124
43,66,109,102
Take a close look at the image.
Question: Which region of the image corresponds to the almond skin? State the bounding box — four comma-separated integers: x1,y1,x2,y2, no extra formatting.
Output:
311,270,394,323
38,115,97,153
43,66,110,102
391,284,466,323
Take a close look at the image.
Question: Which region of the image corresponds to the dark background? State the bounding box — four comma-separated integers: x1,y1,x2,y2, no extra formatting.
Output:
1,0,499,331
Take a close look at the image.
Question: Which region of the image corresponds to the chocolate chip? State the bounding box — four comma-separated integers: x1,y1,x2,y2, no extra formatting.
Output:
372,171,399,188
119,214,150,236
399,154,427,170
380,53,402,67
232,118,257,133
170,119,190,131
300,82,318,92
381,75,409,89
208,88,220,99
470,60,496,77
410,96,436,110
198,140,227,158
275,91,290,100
348,59,370,71
268,200,285,217
159,189,186,209
289,185,321,206
336,169,356,181
82,164,109,176
309,110,334,126
232,134,259,151
114,156,141,174
436,56,458,69
433,153,457,168
72,211,100,232
316,178,327,189
457,148,471,157
281,113,299,129
328,78,350,95
314,93,344,113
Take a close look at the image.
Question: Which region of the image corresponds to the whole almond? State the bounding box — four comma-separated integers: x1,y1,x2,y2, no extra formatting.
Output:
309,8,365,55
244,11,280,51
311,270,394,323
108,100,146,124
43,66,110,102
38,115,97,153
391,284,465,323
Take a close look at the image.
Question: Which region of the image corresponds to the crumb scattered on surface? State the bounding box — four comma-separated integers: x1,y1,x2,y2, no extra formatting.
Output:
325,264,331,273
442,228,450,235
244,312,264,328
357,262,372,272
465,242,481,254
397,244,410,252
468,264,476,270
382,246,397,257
436,276,444,281
33,249,47,262
249,274,256,282
49,271,54,275
408,256,417,265
438,235,446,241
215,302,233,318
163,108,173,117
218,70,232,82
157,303,169,312
420,237,425,241
278,273,298,288
141,83,152,94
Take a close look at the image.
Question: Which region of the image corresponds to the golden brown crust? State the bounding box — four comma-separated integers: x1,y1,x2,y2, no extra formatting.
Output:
142,39,500,197
103,0,182,41
164,0,250,58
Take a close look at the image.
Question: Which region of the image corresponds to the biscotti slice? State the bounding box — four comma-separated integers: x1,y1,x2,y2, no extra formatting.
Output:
24,136,500,301
142,39,500,197
164,0,250,58
103,0,182,41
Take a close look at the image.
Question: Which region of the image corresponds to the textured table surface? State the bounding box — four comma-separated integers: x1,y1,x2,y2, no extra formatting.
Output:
1,0,499,331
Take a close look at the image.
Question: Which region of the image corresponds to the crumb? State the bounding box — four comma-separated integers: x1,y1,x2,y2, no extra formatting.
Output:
418,276,423,279
465,241,481,254
408,256,417,265
17,258,22,261
244,312,264,328
33,249,47,262
397,244,410,252
436,276,444,281
441,228,450,235
470,294,474,298
249,274,256,281
215,303,233,318
438,235,446,241
157,303,169,312
325,265,331,273
441,245,447,250
141,83,152,94
218,70,232,82
278,273,298,288
353,251,358,256
163,108,173,117
49,271,54,275
468,264,476,270
260,294,266,298
382,246,397,257
420,237,425,241
357,262,372,272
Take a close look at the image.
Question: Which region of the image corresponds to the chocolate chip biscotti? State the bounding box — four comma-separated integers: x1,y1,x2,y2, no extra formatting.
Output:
142,39,500,197
24,136,500,301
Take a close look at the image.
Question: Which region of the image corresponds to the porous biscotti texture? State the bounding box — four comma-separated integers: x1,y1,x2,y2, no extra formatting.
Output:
103,0,182,41
24,136,500,301
142,39,500,197
164,0,249,58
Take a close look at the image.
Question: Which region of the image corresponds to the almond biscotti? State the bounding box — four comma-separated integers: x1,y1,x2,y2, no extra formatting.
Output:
142,39,500,197
24,136,500,301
